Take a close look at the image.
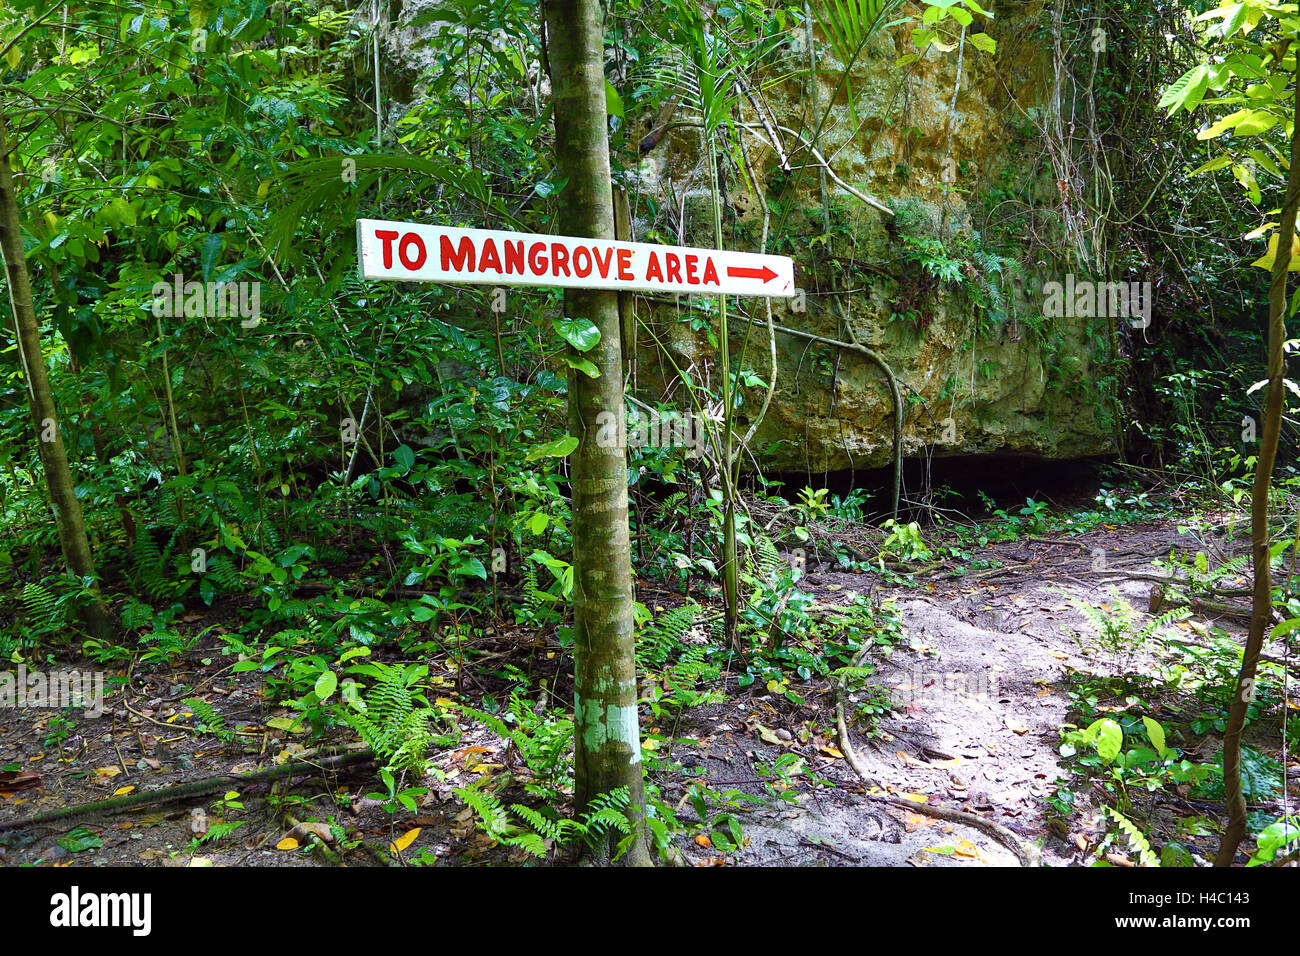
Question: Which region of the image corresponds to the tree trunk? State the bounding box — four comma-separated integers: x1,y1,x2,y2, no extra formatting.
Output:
544,0,651,865
1214,73,1300,867
0,108,111,640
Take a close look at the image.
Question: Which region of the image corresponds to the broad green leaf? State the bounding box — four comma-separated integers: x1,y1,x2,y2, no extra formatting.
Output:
526,436,579,461
1159,64,1210,116
1196,108,1251,139
552,316,601,352
1235,109,1278,136
605,80,624,118
393,444,415,473
315,670,338,702
1246,148,1283,177
1234,162,1262,204
200,234,223,282
969,32,996,54
1249,231,1300,270
1271,617,1300,638
1089,718,1123,763
57,827,103,853
1189,153,1233,175
1141,716,1167,757
564,354,601,378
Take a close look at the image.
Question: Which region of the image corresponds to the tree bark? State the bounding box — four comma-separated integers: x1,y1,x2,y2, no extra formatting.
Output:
1214,64,1300,867
544,0,651,865
0,107,111,639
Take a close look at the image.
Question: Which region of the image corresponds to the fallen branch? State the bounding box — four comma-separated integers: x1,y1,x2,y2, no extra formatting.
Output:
0,749,373,834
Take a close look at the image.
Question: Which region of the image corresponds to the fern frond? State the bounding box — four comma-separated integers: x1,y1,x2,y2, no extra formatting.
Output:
1102,806,1160,867
22,583,60,632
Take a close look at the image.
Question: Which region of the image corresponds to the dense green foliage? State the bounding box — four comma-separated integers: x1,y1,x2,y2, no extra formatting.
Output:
1,0,1298,867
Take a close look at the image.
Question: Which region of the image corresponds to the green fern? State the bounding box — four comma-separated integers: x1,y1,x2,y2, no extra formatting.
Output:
21,583,61,633
577,787,633,845
661,491,686,515
456,693,574,798
204,552,242,591
346,663,448,775
120,598,154,632
456,784,549,857
637,602,700,669
130,532,178,601
184,696,236,743
749,534,784,584
1071,589,1189,658
455,784,632,859
1102,806,1159,866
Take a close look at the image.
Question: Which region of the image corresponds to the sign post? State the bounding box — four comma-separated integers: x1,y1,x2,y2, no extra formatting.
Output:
357,219,796,298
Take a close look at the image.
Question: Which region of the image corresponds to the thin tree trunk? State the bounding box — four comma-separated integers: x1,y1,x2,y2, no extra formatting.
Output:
1214,68,1300,867
544,0,651,865
0,108,111,639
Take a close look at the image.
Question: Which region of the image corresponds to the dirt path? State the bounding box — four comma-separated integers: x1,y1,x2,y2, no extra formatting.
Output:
3,513,1290,867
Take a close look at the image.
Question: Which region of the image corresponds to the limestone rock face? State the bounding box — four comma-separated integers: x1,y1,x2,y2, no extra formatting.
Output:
625,9,1116,472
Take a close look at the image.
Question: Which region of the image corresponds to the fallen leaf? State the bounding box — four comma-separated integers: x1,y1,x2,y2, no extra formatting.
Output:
391,828,421,853
451,746,490,759
818,745,844,759
264,717,308,734
1005,718,1029,735
94,766,122,779
276,837,300,851
695,834,713,848
756,725,782,745
112,785,135,796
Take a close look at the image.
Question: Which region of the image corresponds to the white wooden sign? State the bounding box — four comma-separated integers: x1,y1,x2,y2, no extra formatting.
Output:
356,219,795,297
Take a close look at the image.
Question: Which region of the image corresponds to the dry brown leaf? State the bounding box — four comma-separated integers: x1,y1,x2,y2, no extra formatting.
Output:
897,750,930,768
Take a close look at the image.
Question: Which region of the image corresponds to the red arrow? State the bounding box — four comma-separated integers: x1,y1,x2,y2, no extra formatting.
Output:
726,264,778,283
